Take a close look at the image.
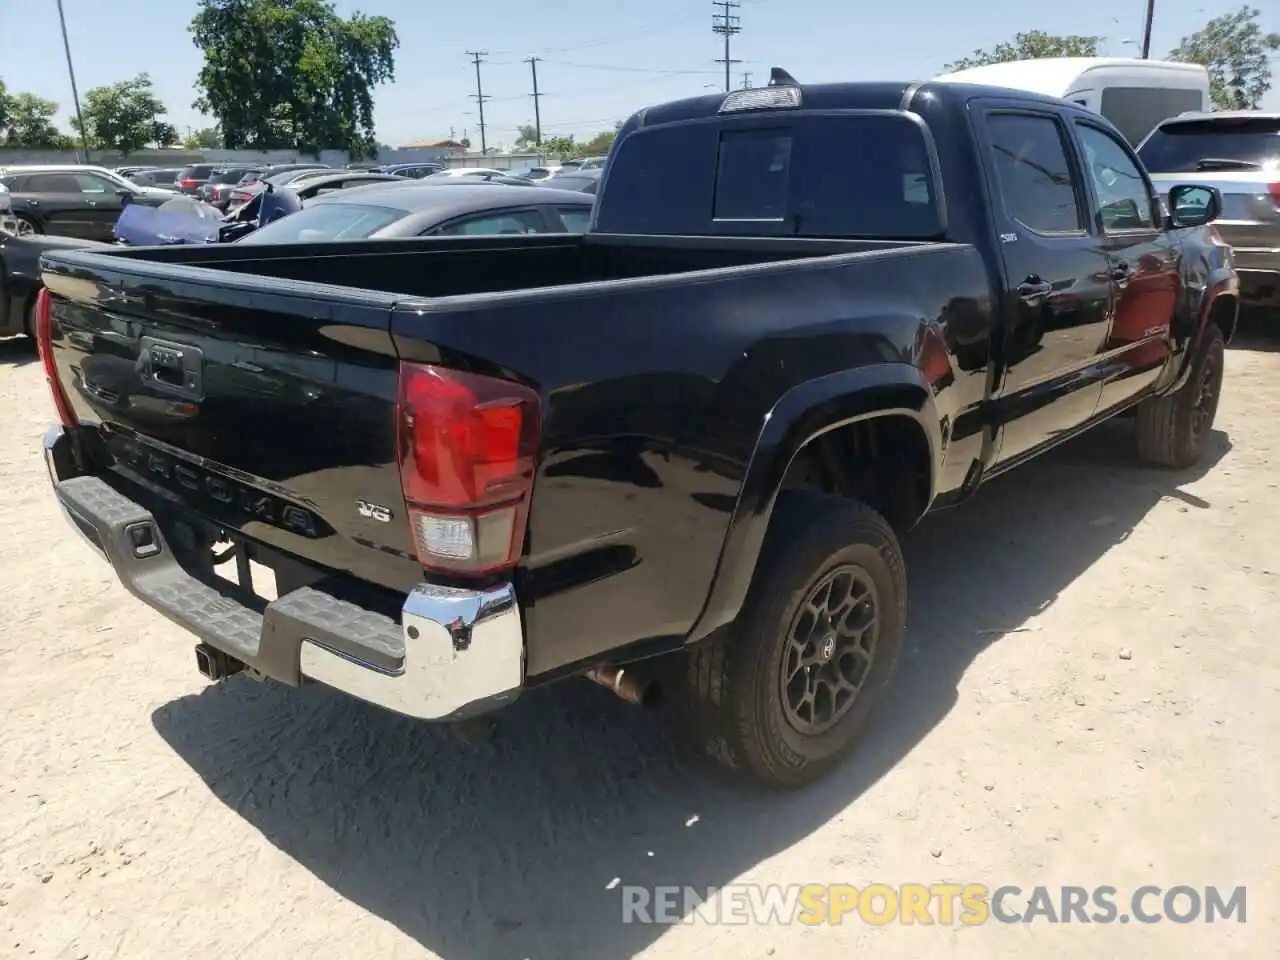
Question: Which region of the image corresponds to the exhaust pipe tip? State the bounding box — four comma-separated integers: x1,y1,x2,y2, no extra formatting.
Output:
194,643,245,682
585,665,662,707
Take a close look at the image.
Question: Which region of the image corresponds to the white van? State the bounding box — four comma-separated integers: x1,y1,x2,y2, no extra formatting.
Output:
935,57,1211,145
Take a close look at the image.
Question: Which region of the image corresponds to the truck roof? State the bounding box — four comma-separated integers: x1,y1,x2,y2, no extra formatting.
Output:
622,78,1093,132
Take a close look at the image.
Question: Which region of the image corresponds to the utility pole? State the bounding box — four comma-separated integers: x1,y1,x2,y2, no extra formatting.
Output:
467,50,490,154
741,71,752,89
1140,0,1155,58
711,0,742,93
525,56,543,145
55,0,90,162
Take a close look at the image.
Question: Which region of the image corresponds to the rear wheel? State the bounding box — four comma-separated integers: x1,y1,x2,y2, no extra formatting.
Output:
675,492,906,788
22,289,39,339
1135,324,1225,468
13,215,41,237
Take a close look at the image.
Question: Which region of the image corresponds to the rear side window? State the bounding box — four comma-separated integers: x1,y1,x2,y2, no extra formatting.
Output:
179,165,215,179
556,206,593,232
597,113,942,238
1099,87,1206,146
1137,116,1280,172
25,173,83,193
985,113,1083,234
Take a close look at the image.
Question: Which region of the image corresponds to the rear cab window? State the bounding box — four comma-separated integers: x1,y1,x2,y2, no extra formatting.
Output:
596,111,943,238
1137,116,1280,172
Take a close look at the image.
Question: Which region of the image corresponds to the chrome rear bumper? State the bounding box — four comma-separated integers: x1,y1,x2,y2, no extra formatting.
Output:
43,426,524,720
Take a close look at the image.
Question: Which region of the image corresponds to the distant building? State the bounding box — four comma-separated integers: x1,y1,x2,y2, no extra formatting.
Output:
396,139,468,155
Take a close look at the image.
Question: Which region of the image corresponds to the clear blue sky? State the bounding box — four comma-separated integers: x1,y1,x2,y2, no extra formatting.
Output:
1,0,1277,149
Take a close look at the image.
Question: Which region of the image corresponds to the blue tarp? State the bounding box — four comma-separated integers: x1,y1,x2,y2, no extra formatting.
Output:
114,197,223,245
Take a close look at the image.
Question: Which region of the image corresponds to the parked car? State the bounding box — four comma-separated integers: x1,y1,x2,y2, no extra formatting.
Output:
0,227,104,340
199,167,263,210
224,163,332,208
370,162,446,179
174,163,223,195
1138,110,1280,311
129,167,182,189
37,76,1235,788
0,165,174,240
541,168,601,194
560,155,607,171
234,182,593,243
423,167,507,179
507,165,561,182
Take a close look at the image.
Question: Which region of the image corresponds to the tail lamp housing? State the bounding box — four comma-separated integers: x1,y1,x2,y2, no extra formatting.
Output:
395,362,540,575
1268,182,1280,208
35,288,77,428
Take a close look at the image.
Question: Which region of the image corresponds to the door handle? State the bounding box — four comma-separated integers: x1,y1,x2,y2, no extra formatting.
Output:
1017,278,1053,298
27,199,39,207
86,200,97,207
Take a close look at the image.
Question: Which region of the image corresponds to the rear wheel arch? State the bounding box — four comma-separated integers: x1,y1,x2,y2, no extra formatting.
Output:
687,364,942,645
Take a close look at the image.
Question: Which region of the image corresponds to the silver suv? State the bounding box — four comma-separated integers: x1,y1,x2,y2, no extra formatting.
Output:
1138,111,1280,311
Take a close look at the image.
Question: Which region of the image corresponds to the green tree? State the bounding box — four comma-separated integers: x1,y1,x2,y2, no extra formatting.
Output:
944,31,1102,72
579,129,617,156
184,126,222,149
0,79,10,139
513,124,539,150
74,74,176,156
1169,5,1280,109
2,91,71,148
540,135,578,158
190,0,398,158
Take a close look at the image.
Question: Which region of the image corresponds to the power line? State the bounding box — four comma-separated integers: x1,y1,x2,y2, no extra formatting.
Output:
712,0,742,93
466,50,490,154
525,56,543,145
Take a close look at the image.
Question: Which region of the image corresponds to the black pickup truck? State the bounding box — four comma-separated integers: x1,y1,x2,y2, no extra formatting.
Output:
37,74,1237,788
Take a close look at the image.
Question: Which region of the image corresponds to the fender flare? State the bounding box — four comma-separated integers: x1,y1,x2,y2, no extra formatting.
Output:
686,362,943,644
1169,267,1239,393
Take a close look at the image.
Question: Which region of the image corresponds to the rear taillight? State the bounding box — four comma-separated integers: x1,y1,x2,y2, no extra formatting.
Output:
35,288,77,428
179,178,198,188
395,363,540,575
1268,183,1280,207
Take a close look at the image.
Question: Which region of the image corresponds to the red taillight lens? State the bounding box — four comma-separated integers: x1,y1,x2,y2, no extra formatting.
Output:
395,362,540,575
1267,183,1280,207
35,288,77,428
179,178,198,188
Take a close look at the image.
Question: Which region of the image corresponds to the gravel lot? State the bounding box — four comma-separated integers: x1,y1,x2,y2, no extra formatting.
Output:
1,325,1277,959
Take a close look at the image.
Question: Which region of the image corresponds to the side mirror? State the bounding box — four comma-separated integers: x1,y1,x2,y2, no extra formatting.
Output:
119,192,133,208
1166,184,1222,229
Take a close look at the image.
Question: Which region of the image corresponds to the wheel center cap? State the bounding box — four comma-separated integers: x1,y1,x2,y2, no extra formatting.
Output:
819,633,837,662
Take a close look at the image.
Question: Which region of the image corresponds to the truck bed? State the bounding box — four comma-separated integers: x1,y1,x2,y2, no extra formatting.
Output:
40,233,989,679
87,231,928,297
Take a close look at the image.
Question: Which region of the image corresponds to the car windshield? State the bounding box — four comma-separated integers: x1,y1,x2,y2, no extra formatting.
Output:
235,202,408,244
1138,117,1280,172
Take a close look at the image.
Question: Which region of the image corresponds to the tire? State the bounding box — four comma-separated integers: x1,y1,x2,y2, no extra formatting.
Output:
1135,323,1225,468
22,290,38,339
675,491,907,788
13,214,42,237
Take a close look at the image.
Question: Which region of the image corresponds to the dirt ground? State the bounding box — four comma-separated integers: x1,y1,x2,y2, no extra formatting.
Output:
1,325,1277,960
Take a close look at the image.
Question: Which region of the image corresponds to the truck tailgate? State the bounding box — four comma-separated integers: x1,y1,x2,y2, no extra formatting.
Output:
40,252,424,594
